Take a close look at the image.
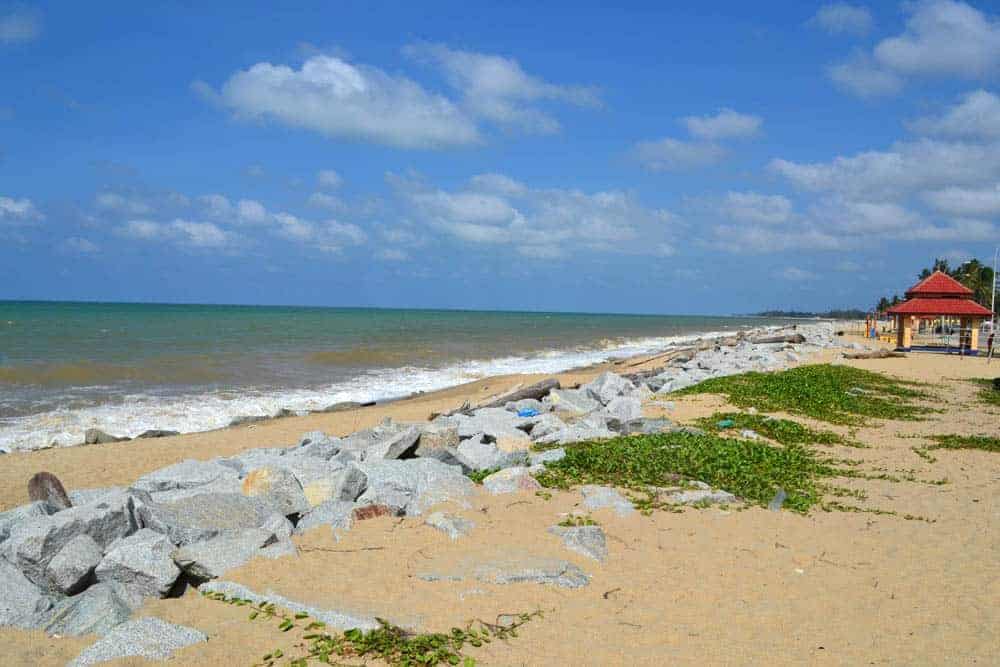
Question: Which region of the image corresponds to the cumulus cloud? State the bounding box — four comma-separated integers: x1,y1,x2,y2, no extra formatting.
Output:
117,219,239,249
317,169,342,189
200,54,480,149
58,237,100,254
908,89,1000,139
393,172,677,259
809,3,874,36
923,184,1000,216
829,1,1000,96
719,191,793,224
404,42,600,134
0,196,43,223
95,192,153,216
0,7,41,44
683,109,762,140
632,138,726,171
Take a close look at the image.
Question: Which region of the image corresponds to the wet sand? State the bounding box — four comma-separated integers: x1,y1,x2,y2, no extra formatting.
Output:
2,336,998,665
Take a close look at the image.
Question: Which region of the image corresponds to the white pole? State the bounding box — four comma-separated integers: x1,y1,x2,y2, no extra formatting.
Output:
989,247,997,363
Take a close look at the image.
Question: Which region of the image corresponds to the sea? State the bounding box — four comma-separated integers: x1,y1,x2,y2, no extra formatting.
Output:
0,301,794,452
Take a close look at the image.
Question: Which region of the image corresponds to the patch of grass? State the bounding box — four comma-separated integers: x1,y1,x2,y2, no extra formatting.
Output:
927,434,1000,453
695,411,858,447
557,514,598,527
202,590,542,666
535,431,852,513
675,364,932,426
968,379,1000,407
466,468,501,484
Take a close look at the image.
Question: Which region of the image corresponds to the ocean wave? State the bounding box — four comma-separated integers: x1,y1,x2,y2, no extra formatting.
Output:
0,329,732,452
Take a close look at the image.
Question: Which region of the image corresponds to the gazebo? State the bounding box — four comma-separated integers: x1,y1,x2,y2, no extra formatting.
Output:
887,271,993,354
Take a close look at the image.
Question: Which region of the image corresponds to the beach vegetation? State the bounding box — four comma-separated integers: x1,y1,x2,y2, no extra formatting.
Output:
927,434,1000,453
674,364,932,425
534,430,853,513
466,468,501,484
557,514,598,527
695,411,857,447
202,590,542,666
968,379,1000,407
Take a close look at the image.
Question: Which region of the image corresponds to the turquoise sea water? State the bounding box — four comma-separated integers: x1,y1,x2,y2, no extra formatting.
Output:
0,301,792,450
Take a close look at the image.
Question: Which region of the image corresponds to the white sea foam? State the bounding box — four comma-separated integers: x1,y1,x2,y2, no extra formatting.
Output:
0,329,740,452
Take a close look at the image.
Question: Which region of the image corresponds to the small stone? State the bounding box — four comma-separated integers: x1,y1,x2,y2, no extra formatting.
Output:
228,415,268,427
84,429,129,445
579,485,635,516
482,468,541,495
317,401,364,413
27,471,72,511
68,617,207,666
549,525,608,562
424,511,475,540
529,448,565,466
199,580,379,631
135,429,180,439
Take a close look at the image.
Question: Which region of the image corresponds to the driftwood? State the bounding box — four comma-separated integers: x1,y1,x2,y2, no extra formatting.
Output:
28,472,72,510
479,378,561,408
751,333,806,345
842,349,906,359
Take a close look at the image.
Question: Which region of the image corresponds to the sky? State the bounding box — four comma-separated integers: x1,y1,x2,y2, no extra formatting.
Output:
2,0,999,315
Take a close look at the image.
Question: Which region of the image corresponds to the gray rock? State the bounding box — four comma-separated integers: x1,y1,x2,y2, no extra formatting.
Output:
41,582,135,636
228,415,269,427
549,525,608,562
290,431,341,460
662,487,737,506
338,418,406,455
482,467,541,495
147,477,243,503
414,423,460,458
356,459,476,516
364,426,420,461
84,428,129,445
223,450,343,488
67,487,126,508
579,485,635,516
601,396,642,431
533,422,615,446
0,558,50,626
424,511,475,540
455,435,514,471
95,529,180,598
317,401,364,413
526,413,568,441
0,501,56,543
3,490,139,587
418,555,589,589
295,500,355,534
136,429,180,439
133,492,282,546
68,616,207,666
544,388,601,415
199,580,379,630
45,534,102,594
529,448,566,466
173,528,275,582
133,459,239,494
739,429,760,440
584,372,635,405
301,464,368,508
260,537,298,560
440,409,534,452
241,466,310,516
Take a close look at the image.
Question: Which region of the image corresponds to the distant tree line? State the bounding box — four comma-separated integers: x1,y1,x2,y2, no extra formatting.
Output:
754,309,868,319
874,257,997,315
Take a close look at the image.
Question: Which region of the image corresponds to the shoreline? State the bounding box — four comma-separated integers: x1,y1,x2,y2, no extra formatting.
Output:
1,321,831,453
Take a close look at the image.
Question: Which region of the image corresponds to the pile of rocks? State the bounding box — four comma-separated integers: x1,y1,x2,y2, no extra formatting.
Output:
0,321,843,659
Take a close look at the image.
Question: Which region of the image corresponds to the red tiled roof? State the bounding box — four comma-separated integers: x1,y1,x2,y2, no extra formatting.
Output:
905,271,974,298
887,297,993,317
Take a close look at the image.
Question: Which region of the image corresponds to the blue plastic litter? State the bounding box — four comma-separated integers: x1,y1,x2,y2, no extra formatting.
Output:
517,408,540,418
716,418,735,428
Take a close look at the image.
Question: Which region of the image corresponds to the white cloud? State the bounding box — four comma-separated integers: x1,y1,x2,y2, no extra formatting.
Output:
203,54,480,149
95,193,152,216
0,8,41,44
779,266,819,281
376,248,409,261
810,3,874,36
307,192,347,212
118,220,165,240
633,138,725,171
58,237,99,254
394,172,678,259
829,1,1000,97
199,193,234,218
170,220,234,248
467,173,527,196
908,89,1000,139
875,0,1000,77
719,191,793,224
0,196,43,223
683,109,762,140
404,42,599,134
317,169,342,189
923,184,1000,216
827,54,903,97
236,199,269,225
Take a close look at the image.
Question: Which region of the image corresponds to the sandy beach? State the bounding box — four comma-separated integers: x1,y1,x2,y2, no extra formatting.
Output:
1,330,998,666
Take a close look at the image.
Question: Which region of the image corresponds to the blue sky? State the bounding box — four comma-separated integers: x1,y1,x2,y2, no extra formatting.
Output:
2,1,999,314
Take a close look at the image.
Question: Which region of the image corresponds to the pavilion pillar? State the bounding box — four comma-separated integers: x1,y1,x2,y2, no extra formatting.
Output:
959,318,971,351
902,316,914,349
895,315,904,348
970,319,980,352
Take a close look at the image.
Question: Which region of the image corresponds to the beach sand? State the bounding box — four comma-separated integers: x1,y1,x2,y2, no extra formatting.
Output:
2,336,998,665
